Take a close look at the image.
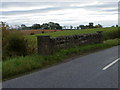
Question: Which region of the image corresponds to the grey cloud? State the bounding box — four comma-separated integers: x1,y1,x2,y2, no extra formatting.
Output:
1,2,74,15
85,2,117,8
1,2,118,27
1,6,65,15
73,2,117,12
102,8,118,12
2,2,118,16
2,2,71,8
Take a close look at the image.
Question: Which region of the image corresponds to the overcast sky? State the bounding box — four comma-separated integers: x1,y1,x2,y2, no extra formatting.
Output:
0,0,119,27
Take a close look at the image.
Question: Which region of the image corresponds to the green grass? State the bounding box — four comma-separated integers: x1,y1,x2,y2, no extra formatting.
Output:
3,38,119,80
30,27,118,37
25,27,119,49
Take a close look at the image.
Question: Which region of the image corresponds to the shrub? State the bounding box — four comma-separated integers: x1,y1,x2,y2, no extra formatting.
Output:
2,30,28,60
103,30,119,40
2,38,119,79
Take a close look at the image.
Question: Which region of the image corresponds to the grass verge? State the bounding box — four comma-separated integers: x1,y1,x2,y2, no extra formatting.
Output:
2,38,119,80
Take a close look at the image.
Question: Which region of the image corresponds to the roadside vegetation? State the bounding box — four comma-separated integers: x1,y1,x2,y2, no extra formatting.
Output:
2,30,33,60
1,21,119,80
3,38,120,80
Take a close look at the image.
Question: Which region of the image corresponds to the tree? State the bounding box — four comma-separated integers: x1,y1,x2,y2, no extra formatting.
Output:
48,22,54,29
41,23,49,29
0,21,9,30
98,24,102,28
79,25,85,29
89,22,94,28
74,27,77,30
21,24,27,30
77,26,79,30
54,23,62,29
95,24,102,28
111,25,115,27
62,26,66,29
41,22,62,30
32,24,41,29
85,25,89,29
70,26,73,29
116,25,118,27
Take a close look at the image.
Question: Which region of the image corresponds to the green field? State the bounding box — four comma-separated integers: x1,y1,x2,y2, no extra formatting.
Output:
29,27,118,37
26,27,119,48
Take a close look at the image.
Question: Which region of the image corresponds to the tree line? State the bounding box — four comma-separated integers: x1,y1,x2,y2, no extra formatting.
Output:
0,21,119,30
16,22,62,30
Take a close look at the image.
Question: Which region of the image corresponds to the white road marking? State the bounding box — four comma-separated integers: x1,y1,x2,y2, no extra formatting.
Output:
102,58,120,70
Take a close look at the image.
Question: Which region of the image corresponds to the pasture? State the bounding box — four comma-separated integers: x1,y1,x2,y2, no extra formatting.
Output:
25,27,119,49
32,27,118,37
20,29,63,35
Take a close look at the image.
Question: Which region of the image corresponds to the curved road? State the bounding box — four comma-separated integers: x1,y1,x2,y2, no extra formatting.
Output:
3,46,119,88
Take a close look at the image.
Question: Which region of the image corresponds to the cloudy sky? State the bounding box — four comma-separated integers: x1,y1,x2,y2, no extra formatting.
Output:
0,0,119,27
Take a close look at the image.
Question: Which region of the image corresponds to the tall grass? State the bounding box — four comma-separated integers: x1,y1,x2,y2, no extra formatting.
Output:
2,30,37,60
2,38,119,80
2,30,28,60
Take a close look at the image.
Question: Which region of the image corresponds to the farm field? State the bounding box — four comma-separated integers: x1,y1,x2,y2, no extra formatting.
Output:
20,29,63,35
25,27,119,48
33,27,118,37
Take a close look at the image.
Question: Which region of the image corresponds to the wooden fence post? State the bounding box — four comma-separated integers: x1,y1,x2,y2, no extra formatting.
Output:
37,35,52,55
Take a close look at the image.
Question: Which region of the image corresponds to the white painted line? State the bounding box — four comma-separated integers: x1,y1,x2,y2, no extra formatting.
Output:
102,58,120,70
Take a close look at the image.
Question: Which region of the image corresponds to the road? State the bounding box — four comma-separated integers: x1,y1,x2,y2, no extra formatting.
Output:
3,46,119,88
